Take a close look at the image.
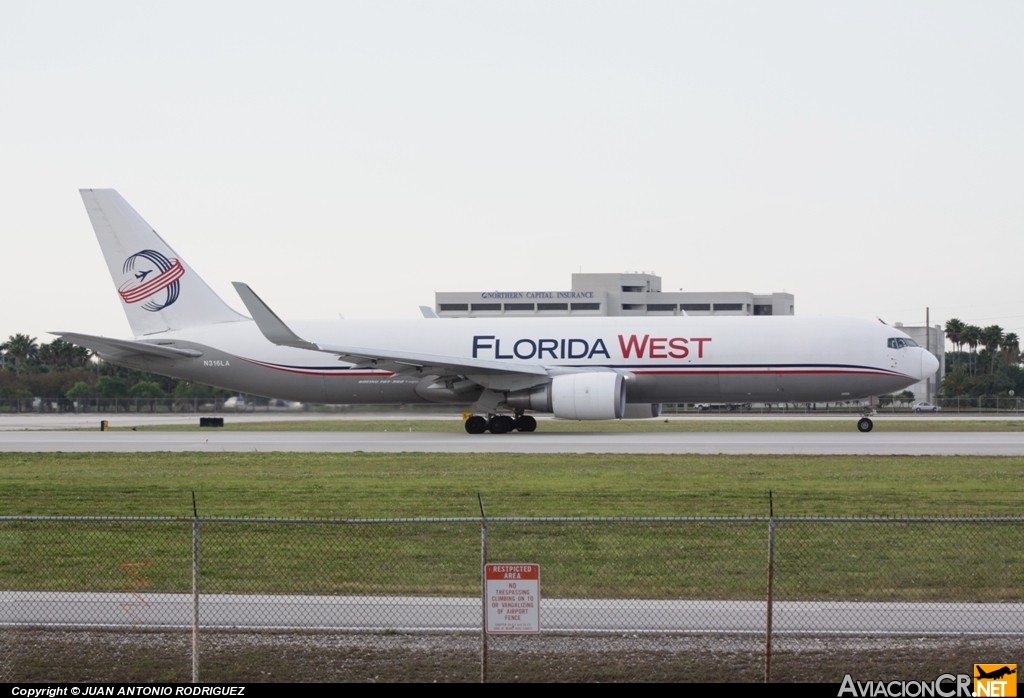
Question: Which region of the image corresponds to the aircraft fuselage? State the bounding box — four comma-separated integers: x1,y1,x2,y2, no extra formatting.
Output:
108,315,932,407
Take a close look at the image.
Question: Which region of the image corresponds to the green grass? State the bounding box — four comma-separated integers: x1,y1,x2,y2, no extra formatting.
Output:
1,450,1022,600
2,451,1021,518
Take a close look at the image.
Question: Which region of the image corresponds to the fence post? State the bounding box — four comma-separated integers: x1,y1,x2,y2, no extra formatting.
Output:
191,492,200,683
479,493,488,684
765,492,775,683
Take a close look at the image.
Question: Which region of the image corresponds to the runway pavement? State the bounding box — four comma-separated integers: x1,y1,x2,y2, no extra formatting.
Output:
0,413,1022,455
4,591,1021,635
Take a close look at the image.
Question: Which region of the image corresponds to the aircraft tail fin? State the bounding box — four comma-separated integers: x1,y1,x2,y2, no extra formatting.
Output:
80,189,248,336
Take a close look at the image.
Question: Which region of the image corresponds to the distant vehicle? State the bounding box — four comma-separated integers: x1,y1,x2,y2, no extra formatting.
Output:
32,398,57,411
695,403,750,411
913,402,940,412
269,399,307,411
221,396,254,411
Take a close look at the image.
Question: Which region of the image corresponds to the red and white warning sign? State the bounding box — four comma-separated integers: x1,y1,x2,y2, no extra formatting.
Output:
485,563,540,634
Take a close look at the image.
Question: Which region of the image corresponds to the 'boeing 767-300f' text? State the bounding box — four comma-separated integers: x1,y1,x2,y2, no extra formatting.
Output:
56,189,939,434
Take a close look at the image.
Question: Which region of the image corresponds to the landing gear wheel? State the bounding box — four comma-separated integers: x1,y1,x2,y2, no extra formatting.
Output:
489,415,515,434
515,415,537,432
465,415,488,434
857,417,874,433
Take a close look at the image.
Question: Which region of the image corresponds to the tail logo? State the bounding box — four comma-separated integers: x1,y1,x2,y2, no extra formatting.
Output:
118,249,185,311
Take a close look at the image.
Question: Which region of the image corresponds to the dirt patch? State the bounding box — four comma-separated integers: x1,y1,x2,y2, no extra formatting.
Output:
3,629,1020,683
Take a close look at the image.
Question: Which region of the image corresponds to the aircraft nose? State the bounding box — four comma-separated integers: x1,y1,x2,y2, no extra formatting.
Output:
920,349,939,379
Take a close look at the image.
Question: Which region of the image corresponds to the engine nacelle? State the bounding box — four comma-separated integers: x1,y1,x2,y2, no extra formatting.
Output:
506,372,626,420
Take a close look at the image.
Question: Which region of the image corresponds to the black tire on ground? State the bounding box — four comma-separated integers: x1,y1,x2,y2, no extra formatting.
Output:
465,415,488,434
515,415,538,432
489,415,515,434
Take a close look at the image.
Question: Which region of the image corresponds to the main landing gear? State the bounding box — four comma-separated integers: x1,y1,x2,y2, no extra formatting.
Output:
464,412,538,434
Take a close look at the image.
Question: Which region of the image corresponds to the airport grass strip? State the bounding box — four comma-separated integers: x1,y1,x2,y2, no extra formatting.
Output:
1,452,1021,598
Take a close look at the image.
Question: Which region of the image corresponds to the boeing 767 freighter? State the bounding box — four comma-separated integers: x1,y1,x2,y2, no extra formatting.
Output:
56,189,939,434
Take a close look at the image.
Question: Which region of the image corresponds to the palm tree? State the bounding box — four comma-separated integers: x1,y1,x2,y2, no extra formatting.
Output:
944,319,966,372
980,325,1005,375
0,333,39,374
960,325,981,376
1001,332,1020,367
38,339,93,371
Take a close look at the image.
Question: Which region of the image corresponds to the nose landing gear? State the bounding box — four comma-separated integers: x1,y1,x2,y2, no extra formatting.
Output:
856,407,877,432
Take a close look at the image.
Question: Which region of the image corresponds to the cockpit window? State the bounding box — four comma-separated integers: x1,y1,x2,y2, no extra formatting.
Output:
887,337,920,349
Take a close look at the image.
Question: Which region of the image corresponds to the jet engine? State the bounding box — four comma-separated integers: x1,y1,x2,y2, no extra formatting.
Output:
506,372,626,420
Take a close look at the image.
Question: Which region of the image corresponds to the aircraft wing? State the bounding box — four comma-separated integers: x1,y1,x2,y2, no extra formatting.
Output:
231,282,553,389
52,332,203,361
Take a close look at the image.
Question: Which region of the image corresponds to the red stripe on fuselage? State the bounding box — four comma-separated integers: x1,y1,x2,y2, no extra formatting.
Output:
630,368,908,378
238,357,395,377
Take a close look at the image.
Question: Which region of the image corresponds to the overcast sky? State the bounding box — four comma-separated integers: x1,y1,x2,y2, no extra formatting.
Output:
2,1,1021,347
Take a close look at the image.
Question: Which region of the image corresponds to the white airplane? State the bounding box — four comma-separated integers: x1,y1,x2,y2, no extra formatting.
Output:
56,189,939,434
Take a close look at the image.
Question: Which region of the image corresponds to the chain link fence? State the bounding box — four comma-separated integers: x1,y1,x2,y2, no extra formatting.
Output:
1,515,1021,682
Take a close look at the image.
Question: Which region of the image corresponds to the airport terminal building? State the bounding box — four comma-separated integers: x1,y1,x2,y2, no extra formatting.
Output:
435,272,795,318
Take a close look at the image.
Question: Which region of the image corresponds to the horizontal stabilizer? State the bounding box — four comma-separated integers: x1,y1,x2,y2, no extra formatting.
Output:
53,332,203,361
